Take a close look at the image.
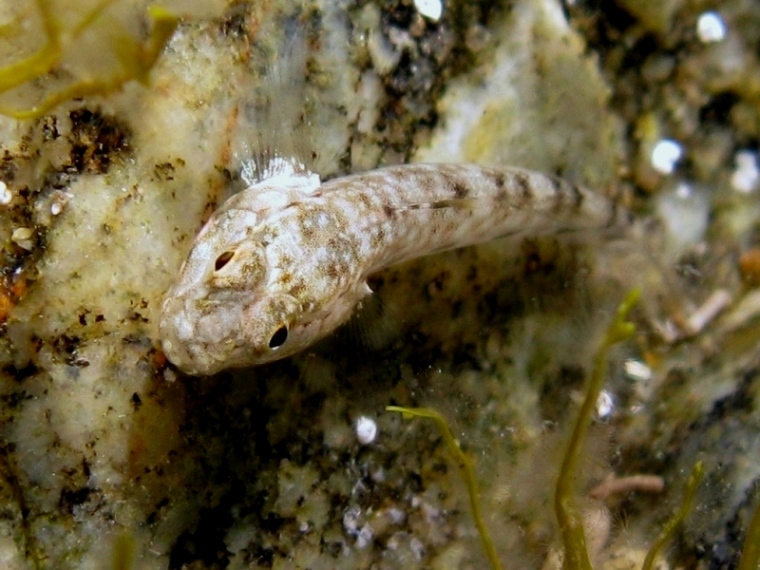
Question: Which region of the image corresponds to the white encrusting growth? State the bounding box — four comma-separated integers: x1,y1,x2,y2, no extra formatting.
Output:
160,160,624,375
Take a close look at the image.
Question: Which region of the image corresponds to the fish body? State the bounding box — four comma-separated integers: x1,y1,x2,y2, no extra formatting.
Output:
160,162,621,375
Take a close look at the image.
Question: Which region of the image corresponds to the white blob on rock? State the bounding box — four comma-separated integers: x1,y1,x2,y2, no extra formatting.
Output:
414,0,442,21
656,182,710,258
697,12,727,43
624,358,652,382
356,416,377,445
731,150,759,193
596,390,614,419
0,181,11,205
651,139,683,175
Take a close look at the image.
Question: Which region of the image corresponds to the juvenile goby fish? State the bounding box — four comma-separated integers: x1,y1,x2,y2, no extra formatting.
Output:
160,162,622,375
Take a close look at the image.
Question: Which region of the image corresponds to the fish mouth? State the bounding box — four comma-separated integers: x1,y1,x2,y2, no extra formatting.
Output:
159,294,253,375
161,337,198,375
159,296,198,374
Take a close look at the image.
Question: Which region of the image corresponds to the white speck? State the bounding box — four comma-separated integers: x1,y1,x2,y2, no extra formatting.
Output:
49,191,72,216
651,139,683,175
697,12,726,43
730,150,758,193
596,390,614,419
414,0,442,21
356,416,377,445
624,359,652,382
0,181,11,205
50,190,74,216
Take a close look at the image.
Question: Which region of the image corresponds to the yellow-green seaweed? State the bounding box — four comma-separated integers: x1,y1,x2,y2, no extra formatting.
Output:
0,0,179,119
553,289,639,570
641,461,704,570
110,531,135,570
738,493,760,570
386,405,504,570
388,288,755,568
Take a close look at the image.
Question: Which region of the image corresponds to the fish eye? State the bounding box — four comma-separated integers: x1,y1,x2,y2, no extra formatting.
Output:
268,325,289,349
214,251,235,271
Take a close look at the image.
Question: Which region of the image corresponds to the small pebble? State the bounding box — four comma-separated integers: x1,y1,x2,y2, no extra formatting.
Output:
730,151,758,193
50,191,73,216
0,181,11,205
697,12,727,43
414,0,442,21
624,359,653,382
651,139,683,175
163,368,177,383
356,416,377,445
11,228,34,250
596,390,615,419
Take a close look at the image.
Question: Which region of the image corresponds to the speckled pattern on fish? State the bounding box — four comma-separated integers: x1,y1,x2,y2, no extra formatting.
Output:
160,161,623,375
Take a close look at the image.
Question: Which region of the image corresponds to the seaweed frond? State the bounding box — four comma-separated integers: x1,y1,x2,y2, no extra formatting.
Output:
738,491,760,570
386,405,504,570
0,1,179,119
388,288,757,568
110,531,135,570
641,461,704,570
553,289,640,570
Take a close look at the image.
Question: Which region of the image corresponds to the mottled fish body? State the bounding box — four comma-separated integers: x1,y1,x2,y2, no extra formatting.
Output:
160,162,622,375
